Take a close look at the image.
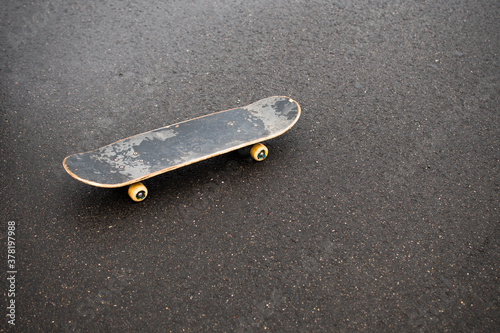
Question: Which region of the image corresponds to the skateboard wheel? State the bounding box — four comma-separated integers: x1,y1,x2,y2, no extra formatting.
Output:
128,182,148,202
250,143,268,161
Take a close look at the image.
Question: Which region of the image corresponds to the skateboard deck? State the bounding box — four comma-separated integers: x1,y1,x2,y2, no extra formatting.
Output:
63,96,301,201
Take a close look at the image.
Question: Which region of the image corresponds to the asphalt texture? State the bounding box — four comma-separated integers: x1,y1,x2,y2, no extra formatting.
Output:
1,0,499,332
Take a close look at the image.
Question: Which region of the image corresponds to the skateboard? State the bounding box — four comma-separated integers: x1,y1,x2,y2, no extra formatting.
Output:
63,96,301,201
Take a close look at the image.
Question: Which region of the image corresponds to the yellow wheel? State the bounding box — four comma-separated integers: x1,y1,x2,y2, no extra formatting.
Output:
128,182,148,202
250,143,268,161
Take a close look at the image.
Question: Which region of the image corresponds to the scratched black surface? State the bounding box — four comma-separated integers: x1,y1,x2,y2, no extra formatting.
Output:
64,97,299,185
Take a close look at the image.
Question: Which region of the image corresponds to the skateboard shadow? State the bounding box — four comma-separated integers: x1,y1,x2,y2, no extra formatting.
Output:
65,149,253,230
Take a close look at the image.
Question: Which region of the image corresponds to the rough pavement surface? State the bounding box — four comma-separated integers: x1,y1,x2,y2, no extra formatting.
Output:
1,0,499,331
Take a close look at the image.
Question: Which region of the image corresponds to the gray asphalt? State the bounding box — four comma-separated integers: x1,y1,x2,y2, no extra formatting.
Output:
1,0,499,332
